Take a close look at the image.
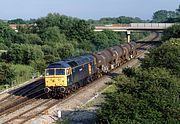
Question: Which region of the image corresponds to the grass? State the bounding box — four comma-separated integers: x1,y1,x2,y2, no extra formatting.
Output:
11,64,36,85
102,84,117,94
0,64,38,91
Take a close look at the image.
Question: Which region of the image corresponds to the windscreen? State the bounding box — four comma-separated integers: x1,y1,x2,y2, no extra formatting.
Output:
56,69,65,75
46,69,55,76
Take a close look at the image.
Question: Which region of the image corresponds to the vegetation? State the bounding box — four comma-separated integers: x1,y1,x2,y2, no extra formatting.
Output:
97,18,180,123
11,64,35,85
88,16,144,25
152,10,177,22
0,5,179,91
142,38,180,76
152,5,180,23
97,6,180,122
162,24,180,41
1,13,145,89
98,67,180,124
0,63,16,87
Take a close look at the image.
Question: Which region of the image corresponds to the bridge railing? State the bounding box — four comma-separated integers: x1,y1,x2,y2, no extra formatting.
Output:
130,23,174,28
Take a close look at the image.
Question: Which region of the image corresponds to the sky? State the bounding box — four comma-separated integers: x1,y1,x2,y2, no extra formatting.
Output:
0,0,179,20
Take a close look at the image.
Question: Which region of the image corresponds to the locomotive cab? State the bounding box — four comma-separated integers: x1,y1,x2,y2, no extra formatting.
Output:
45,68,72,87
45,61,72,88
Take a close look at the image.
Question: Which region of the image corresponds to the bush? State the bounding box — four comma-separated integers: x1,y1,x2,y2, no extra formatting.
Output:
0,63,15,86
162,24,180,41
11,64,35,84
98,38,180,124
98,68,180,124
0,43,8,50
142,38,180,76
2,44,44,65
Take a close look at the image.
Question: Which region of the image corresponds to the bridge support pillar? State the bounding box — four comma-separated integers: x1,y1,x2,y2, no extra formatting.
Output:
127,31,131,43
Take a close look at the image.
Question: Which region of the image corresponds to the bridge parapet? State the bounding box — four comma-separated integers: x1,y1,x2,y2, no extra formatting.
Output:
130,23,174,28
94,23,176,32
94,23,177,42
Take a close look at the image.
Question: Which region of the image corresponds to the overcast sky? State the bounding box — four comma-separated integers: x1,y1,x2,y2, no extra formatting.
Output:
0,0,179,20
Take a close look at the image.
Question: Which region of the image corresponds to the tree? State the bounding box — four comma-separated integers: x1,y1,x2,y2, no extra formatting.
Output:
103,30,123,47
30,59,46,74
142,38,180,76
98,68,180,124
40,26,67,44
0,63,15,85
8,18,26,24
2,44,44,65
0,43,8,50
57,43,75,59
26,34,43,45
67,19,94,42
162,24,180,41
117,16,143,24
176,5,180,15
92,32,109,51
152,10,177,22
0,21,17,45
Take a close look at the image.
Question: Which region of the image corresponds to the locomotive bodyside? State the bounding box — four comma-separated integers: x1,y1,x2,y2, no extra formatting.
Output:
45,55,97,97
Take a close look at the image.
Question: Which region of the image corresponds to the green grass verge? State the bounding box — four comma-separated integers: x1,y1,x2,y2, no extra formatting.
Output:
11,64,36,85
0,64,37,90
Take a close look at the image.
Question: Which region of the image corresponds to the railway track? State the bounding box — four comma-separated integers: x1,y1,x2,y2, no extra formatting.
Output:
0,79,46,120
0,81,44,110
0,89,46,116
0,33,160,124
0,79,44,104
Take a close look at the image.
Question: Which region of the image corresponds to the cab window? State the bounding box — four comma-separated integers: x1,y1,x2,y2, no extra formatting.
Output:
46,69,54,76
56,69,65,75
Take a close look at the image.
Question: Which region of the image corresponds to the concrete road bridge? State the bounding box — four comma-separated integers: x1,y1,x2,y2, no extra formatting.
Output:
94,23,175,42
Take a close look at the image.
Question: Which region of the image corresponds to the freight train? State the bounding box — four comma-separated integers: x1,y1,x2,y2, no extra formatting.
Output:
44,42,137,98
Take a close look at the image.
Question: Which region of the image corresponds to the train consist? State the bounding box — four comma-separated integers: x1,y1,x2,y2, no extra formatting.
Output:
44,42,137,97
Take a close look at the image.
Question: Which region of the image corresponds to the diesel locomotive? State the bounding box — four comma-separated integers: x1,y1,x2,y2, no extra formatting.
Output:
44,42,137,97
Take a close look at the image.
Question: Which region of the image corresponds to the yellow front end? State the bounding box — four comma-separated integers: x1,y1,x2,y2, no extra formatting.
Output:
45,68,69,87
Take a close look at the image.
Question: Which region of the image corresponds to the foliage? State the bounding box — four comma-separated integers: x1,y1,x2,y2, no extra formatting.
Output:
8,18,27,24
57,43,75,59
162,24,180,41
1,44,44,65
11,64,35,84
98,37,180,123
152,5,180,23
152,10,177,22
40,26,67,44
0,12,161,89
92,30,124,51
142,38,180,76
0,43,8,50
176,5,180,15
0,21,16,46
98,68,180,124
0,63,16,86
30,59,46,74
89,16,144,24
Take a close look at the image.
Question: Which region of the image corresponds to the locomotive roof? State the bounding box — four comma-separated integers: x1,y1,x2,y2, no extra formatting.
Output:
47,61,71,68
47,55,94,68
